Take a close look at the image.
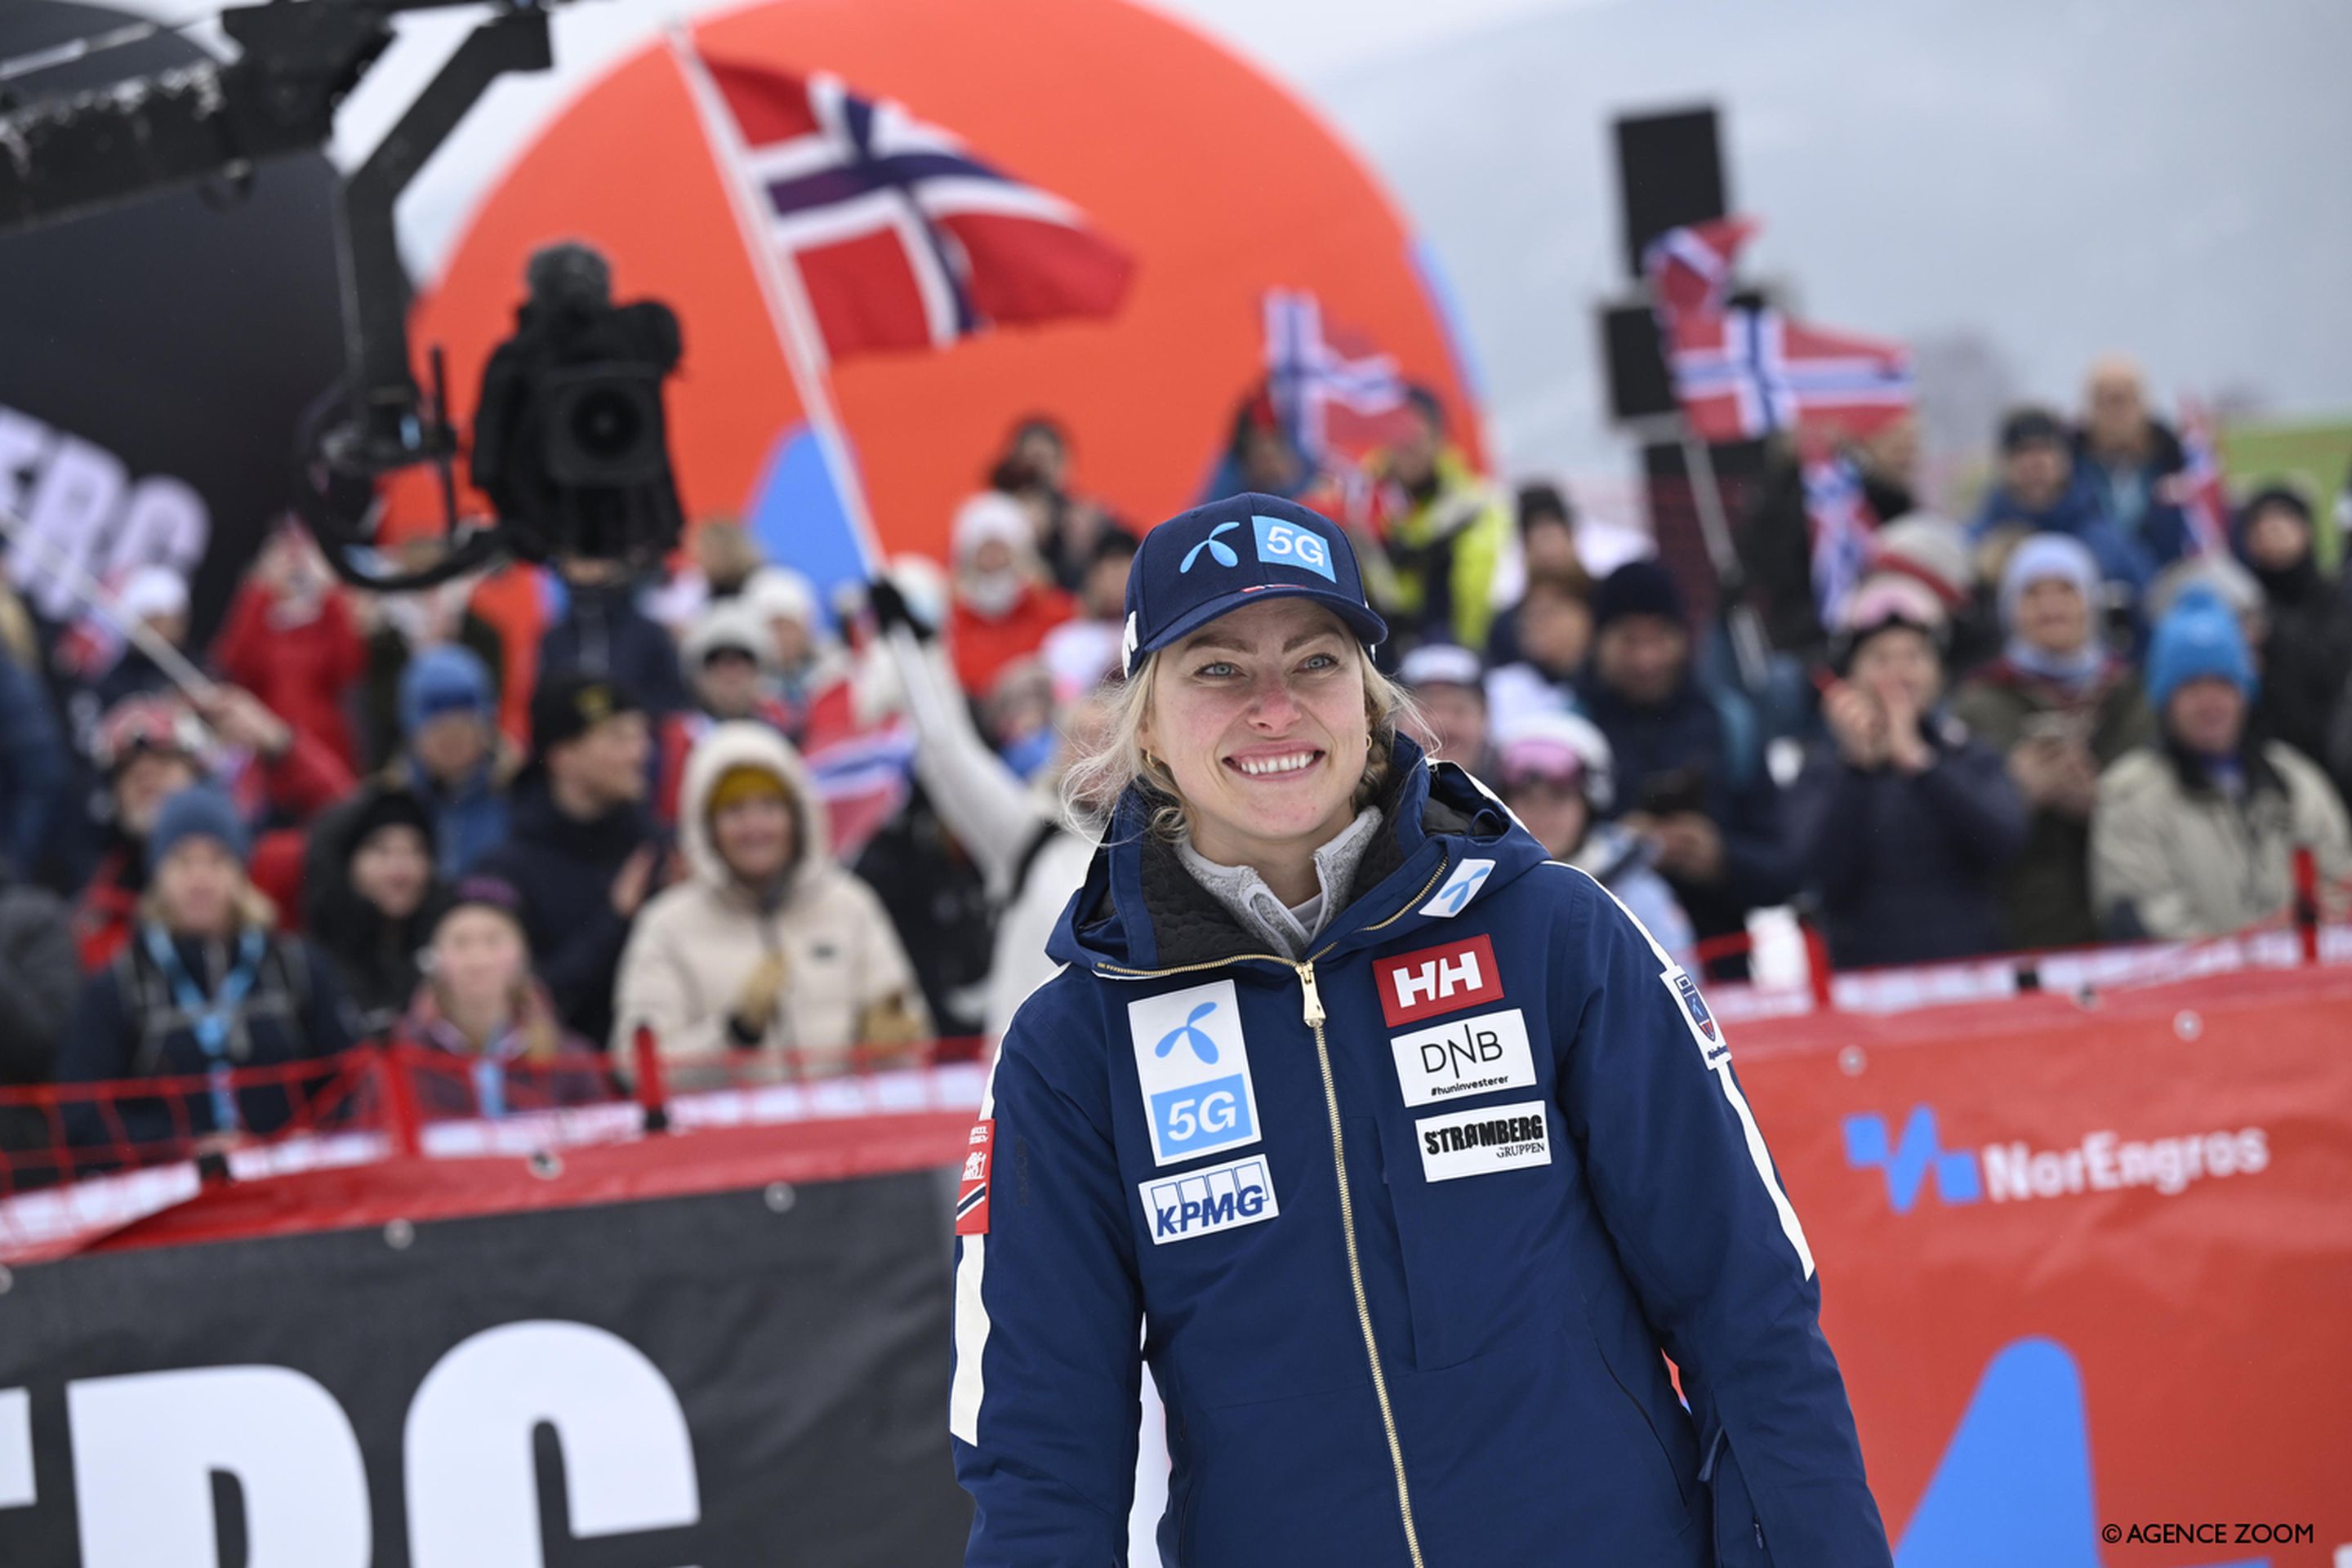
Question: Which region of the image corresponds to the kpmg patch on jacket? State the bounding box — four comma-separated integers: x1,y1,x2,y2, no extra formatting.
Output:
1373,933,1503,1028
1664,966,1731,1069
1388,1008,1536,1107
1129,979,1263,1166
1419,858,1496,919
956,1120,994,1236
1415,1099,1553,1183
1139,1153,1279,1245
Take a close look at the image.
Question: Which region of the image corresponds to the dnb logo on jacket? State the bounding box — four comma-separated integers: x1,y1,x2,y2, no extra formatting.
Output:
1128,979,1263,1165
1388,1009,1536,1107
1139,1154,1280,1245
1373,933,1503,1027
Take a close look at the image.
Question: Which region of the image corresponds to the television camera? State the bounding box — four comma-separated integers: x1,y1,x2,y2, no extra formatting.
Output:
0,0,684,590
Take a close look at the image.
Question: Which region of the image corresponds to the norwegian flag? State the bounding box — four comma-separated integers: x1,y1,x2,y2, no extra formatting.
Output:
1669,306,1913,444
1800,448,1881,624
1642,216,1759,331
1261,288,1414,464
691,51,1134,359
795,674,916,863
2167,397,2234,556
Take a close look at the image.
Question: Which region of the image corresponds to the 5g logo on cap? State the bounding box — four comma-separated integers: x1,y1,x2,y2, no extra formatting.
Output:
1253,514,1335,581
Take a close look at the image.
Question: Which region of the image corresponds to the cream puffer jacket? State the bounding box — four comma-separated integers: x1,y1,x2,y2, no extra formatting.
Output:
612,722,929,1076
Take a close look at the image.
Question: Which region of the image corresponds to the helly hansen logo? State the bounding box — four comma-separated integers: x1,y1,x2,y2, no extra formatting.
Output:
1141,1155,1279,1245
1374,933,1502,1027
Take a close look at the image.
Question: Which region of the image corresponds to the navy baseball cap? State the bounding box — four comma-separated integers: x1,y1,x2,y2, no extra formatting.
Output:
1120,493,1388,677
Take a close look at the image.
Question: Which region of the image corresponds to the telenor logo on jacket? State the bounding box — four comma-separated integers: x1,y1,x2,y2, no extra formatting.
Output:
1129,980,1263,1165
1139,1154,1280,1245
1388,1008,1537,1107
1416,1100,1554,1183
1373,933,1503,1027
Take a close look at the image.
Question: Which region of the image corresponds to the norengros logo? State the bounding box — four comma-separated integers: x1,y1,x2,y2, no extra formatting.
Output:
1844,1106,2270,1214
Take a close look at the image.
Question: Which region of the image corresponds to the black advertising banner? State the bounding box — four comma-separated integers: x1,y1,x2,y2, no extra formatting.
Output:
0,2,347,639
0,1169,973,1566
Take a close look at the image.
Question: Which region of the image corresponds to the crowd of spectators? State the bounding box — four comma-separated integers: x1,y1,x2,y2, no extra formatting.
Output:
1,363,2348,1176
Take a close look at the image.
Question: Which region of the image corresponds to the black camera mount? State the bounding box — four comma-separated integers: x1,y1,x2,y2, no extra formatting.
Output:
0,0,597,591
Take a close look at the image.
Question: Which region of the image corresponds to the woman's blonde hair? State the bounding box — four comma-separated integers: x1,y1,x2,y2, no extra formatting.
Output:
138,878,278,935
1059,637,1422,844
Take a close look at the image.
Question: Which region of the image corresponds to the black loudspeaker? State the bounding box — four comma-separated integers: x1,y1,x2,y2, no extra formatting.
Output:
1613,106,1728,279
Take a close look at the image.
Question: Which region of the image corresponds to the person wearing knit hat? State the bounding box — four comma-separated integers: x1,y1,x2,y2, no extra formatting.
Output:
385,871,597,1119
2091,592,2352,939
2231,485,2352,777
473,671,658,1047
613,721,927,1082
1787,585,2030,969
58,786,354,1149
1396,641,1494,777
382,645,510,879
1576,556,1792,965
305,788,443,1034
946,491,1076,698
1950,532,2155,950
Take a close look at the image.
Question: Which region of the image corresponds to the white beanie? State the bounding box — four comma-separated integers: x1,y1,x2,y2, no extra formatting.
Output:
743,566,818,629
951,492,1035,564
682,599,771,670
119,565,189,622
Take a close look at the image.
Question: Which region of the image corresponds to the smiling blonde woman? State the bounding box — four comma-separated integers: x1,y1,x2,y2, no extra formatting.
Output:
949,493,1892,1567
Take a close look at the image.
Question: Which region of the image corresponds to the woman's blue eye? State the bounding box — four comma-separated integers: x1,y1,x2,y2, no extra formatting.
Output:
1196,662,1237,679
1300,653,1339,671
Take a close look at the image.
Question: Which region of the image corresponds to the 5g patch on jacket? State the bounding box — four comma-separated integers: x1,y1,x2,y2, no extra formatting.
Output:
1127,979,1263,1165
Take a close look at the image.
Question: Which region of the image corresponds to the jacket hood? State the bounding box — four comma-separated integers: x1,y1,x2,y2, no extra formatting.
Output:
675,720,830,895
1047,733,1550,977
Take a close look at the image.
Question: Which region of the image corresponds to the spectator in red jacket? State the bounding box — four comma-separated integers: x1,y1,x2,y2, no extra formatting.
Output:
945,492,1072,697
212,527,369,773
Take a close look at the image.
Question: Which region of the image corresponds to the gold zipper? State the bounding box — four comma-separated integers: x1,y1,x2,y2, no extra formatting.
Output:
1298,956,1426,1568
1098,851,1451,1567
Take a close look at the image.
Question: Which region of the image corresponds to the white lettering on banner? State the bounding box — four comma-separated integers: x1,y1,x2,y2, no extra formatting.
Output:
1979,1127,2270,1203
0,403,210,621
406,1320,701,1567
0,1387,31,1508
1415,1099,1554,1183
67,1365,371,1568
1388,1008,1538,1107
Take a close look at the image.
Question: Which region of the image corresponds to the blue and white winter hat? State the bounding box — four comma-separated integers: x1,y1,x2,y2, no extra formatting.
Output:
1120,493,1387,677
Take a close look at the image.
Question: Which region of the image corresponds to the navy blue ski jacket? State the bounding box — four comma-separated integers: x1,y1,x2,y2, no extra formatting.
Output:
949,736,1891,1566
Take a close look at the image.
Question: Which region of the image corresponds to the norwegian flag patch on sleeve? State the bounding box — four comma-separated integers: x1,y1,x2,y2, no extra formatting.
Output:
955,1120,995,1236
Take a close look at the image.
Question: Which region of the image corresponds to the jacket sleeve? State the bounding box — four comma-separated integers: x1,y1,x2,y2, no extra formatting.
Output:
881,627,1040,899
260,729,358,825
1782,752,1877,902
1552,869,1893,1567
55,966,136,1148
951,1006,1143,1566
0,890,87,1083
608,904,730,1058
0,650,63,875
2087,764,2195,938
1910,741,2030,870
